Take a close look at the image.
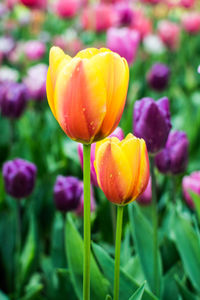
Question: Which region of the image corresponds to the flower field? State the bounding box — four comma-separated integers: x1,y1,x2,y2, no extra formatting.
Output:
0,0,200,299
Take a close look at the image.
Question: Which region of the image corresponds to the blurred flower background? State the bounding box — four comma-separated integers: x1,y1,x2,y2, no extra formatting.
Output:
0,0,200,299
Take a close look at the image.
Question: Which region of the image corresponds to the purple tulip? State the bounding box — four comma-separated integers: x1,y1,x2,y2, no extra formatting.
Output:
115,2,133,26
137,177,152,205
0,81,28,119
77,127,124,186
0,36,15,57
23,64,48,101
133,97,171,154
182,171,200,209
106,27,140,65
76,182,96,216
147,63,170,91
155,131,189,175
24,40,46,61
54,176,83,212
2,158,37,199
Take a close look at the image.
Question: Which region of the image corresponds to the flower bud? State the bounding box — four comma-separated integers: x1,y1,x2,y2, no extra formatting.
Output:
155,131,189,175
2,158,37,199
182,172,200,209
0,81,28,119
147,63,170,91
94,134,149,205
133,97,171,154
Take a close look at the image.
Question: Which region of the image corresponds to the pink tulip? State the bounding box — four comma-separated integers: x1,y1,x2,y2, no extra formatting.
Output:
182,13,200,34
158,20,180,50
20,0,47,9
107,27,140,65
130,10,152,39
137,178,152,205
180,0,195,8
24,40,46,61
182,172,200,209
55,0,80,18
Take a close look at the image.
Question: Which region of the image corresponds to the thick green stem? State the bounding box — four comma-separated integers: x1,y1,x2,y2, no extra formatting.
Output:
83,144,91,300
114,205,124,300
15,200,22,299
150,156,159,296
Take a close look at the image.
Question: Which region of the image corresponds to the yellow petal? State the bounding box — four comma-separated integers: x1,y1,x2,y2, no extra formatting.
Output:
46,68,57,119
75,47,111,59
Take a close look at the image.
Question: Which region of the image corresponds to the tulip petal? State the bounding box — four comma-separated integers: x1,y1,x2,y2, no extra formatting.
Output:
54,57,107,143
75,47,111,59
91,52,129,138
46,68,57,119
94,138,132,204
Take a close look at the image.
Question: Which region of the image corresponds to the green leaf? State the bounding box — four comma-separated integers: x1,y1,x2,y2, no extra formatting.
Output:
0,290,10,300
105,295,112,300
51,213,66,268
175,276,200,300
65,215,110,300
128,204,162,295
162,263,183,300
21,273,43,300
92,243,157,300
171,212,200,293
128,282,146,300
190,192,200,223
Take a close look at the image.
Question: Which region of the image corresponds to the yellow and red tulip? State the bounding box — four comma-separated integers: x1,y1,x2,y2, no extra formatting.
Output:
94,133,150,205
46,46,129,144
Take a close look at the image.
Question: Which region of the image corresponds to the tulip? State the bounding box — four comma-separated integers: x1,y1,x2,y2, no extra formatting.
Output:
0,36,15,58
54,176,83,212
114,2,133,26
182,172,200,209
46,46,129,144
20,0,47,9
78,127,124,186
94,133,149,205
158,20,180,50
55,0,80,19
24,63,48,101
24,40,46,61
130,10,152,39
0,81,28,119
133,97,171,154
142,0,161,3
106,28,140,65
137,177,152,205
182,13,200,34
2,158,37,199
180,0,195,8
76,182,96,216
0,66,19,82
155,131,189,175
143,34,166,55
147,63,170,91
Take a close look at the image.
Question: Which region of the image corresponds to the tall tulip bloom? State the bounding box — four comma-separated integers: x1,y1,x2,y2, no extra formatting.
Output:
46,46,129,300
94,133,149,300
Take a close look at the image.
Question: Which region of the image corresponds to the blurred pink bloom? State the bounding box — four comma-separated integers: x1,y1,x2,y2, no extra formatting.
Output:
77,127,124,187
55,0,80,18
158,20,180,50
76,182,96,216
182,172,200,209
180,0,195,8
81,4,117,32
130,10,152,39
182,13,200,34
6,0,18,9
141,0,161,4
24,40,46,61
137,177,152,205
114,2,133,26
66,38,83,56
20,0,47,9
107,27,140,64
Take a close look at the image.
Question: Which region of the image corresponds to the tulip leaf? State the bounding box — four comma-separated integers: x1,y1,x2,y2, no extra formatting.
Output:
128,203,162,296
0,291,10,300
20,273,43,300
128,282,146,300
175,276,199,300
105,295,112,300
65,215,110,300
190,192,200,223
92,243,158,300
171,211,200,293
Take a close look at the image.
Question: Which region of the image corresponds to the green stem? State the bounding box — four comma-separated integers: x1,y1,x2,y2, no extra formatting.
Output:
15,200,22,299
83,144,91,300
114,205,124,300
150,156,159,296
170,175,176,203
110,203,116,244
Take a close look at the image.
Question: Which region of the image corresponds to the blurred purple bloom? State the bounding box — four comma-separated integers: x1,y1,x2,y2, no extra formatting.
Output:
3,158,37,199
155,131,189,175
133,97,171,154
115,2,133,26
24,40,46,61
0,36,15,57
23,64,48,101
182,171,200,209
147,63,170,91
107,27,140,65
137,177,152,205
76,182,96,216
0,81,28,119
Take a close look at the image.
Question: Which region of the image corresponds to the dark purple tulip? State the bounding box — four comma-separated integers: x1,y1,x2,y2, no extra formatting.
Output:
0,81,28,119
54,176,82,212
155,130,189,175
133,97,171,154
2,158,37,199
147,63,170,91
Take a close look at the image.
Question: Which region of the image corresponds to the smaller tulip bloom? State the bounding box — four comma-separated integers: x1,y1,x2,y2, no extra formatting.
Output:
76,182,96,216
78,127,124,186
133,97,171,154
0,81,28,119
137,177,152,205
20,0,47,9
0,36,15,58
147,63,170,91
130,10,152,39
94,134,150,205
182,13,200,34
155,131,189,175
180,0,195,8
55,0,80,19
158,20,180,50
24,40,46,61
114,2,133,26
2,158,37,199
182,172,200,209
